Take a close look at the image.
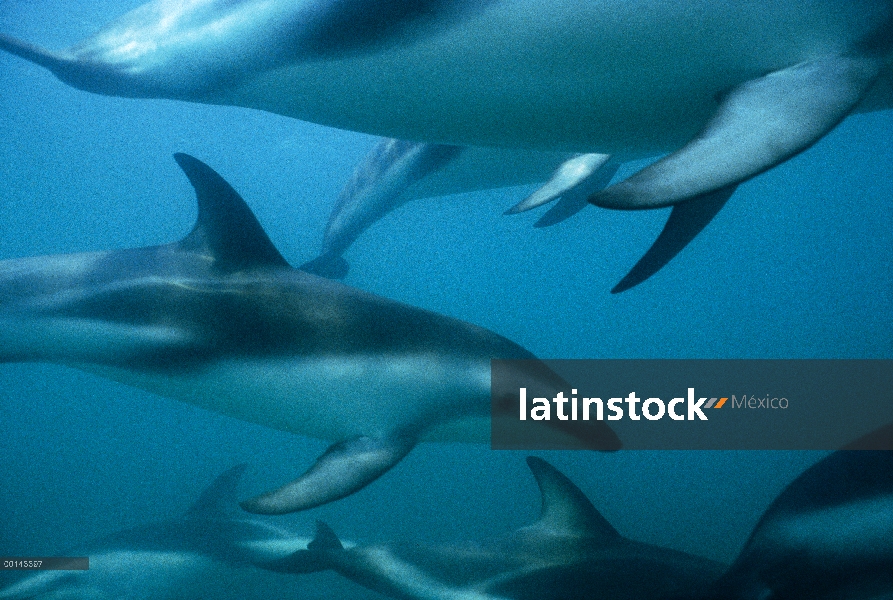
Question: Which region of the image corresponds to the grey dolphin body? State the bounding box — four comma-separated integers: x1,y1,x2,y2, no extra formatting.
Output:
2,1,891,289
0,465,381,600
0,154,618,514
263,457,727,600
706,445,893,600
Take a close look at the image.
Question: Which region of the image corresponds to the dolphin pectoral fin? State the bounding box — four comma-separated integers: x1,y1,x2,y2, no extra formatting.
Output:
532,193,589,228
611,184,737,293
533,162,621,227
300,252,351,279
506,154,613,215
240,434,417,515
589,55,882,210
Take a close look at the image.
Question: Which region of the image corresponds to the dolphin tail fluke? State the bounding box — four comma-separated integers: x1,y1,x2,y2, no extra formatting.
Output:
0,34,70,72
506,154,615,219
589,54,882,210
611,184,737,293
300,252,350,279
185,463,248,519
240,434,417,514
525,457,621,542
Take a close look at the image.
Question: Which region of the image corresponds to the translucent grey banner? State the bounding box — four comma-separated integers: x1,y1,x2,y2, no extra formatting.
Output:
0,557,89,570
490,359,893,450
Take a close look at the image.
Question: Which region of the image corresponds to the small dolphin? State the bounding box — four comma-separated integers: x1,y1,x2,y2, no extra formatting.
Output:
305,137,711,293
0,153,618,514
0,464,381,600
303,136,710,293
708,441,893,599
301,138,617,280
263,456,727,600
2,1,891,272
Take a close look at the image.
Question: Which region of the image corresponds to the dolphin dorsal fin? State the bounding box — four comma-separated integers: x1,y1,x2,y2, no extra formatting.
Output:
173,153,290,271
526,457,620,542
185,463,249,519
308,521,344,551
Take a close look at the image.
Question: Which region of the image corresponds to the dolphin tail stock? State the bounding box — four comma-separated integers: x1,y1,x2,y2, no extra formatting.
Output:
610,184,737,293
300,252,351,279
184,463,249,520
504,153,614,218
588,53,884,212
240,434,417,515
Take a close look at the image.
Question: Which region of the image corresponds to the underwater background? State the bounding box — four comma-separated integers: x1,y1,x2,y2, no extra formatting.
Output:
0,0,890,586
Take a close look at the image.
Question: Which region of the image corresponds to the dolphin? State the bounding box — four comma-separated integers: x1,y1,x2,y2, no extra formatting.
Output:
704,449,893,600
262,456,727,600
0,153,619,514
305,136,714,292
304,135,727,293
2,0,891,282
304,136,714,293
0,464,381,600
301,138,617,280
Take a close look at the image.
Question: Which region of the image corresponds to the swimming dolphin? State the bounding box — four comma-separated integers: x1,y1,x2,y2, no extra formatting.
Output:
301,138,617,280
706,446,893,600
3,3,889,293
262,456,727,600
0,464,381,600
0,153,619,514
305,136,714,293
1,1,891,247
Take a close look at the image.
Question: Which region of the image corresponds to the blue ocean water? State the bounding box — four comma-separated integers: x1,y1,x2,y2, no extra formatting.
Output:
0,0,890,589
